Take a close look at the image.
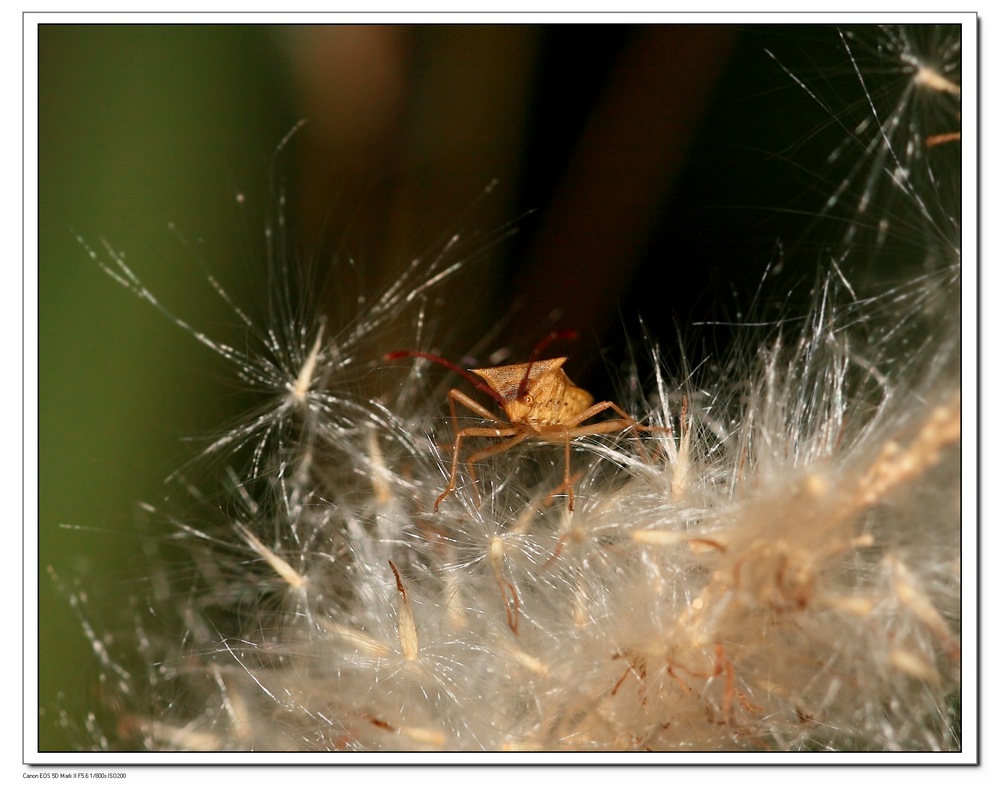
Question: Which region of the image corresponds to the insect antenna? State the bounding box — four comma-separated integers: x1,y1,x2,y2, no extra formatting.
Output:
385,350,507,406
516,329,579,399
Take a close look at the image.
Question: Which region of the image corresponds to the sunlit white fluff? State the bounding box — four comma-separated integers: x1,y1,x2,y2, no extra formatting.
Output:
63,24,963,753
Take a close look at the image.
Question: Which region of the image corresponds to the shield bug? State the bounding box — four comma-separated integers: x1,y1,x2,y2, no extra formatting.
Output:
387,330,658,511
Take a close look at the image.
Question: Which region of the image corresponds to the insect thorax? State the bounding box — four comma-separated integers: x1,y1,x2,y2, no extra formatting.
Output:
470,357,594,427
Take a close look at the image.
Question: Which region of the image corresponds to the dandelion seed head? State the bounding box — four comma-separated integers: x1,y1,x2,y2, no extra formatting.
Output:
59,23,964,754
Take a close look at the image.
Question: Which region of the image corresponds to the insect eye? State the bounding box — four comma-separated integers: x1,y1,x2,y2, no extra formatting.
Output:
521,394,533,405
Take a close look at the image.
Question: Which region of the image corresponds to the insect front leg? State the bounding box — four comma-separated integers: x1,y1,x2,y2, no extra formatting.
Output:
465,429,531,489
433,388,509,510
441,388,500,453
436,424,519,512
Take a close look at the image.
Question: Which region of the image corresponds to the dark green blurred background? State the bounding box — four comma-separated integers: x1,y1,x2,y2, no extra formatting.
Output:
39,25,297,751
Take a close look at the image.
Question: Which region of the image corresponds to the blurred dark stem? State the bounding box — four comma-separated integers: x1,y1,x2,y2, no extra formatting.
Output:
288,25,736,376
510,26,737,358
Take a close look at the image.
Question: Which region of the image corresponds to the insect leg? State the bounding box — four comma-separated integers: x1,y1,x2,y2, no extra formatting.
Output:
564,400,636,429
564,429,574,511
462,429,525,503
442,387,502,453
435,425,519,512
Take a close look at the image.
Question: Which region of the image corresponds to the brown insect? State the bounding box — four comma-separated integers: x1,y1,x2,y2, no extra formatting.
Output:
387,330,656,512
